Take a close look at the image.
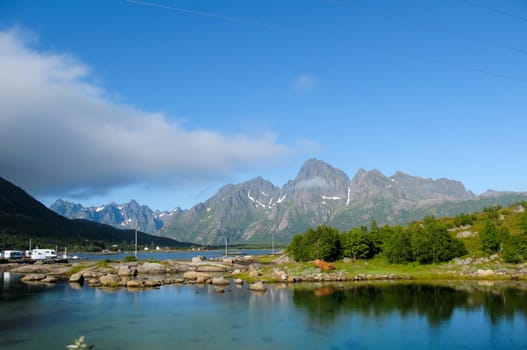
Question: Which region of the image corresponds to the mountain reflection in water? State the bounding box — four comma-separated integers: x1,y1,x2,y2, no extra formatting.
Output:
1,275,527,350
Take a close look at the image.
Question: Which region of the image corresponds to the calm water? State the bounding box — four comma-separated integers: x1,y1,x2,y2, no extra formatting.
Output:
73,249,275,261
1,273,527,350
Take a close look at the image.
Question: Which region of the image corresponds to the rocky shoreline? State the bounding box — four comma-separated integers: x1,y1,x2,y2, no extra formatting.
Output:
2,254,527,293
1,256,270,292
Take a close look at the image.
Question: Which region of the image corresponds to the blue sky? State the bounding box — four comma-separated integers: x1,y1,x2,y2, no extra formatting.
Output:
1,0,526,210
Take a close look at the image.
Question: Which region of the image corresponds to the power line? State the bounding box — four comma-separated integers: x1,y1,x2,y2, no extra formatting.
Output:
459,0,527,22
328,0,527,55
125,0,527,84
126,0,290,32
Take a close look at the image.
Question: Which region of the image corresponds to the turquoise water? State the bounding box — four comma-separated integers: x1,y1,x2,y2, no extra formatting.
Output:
1,273,527,349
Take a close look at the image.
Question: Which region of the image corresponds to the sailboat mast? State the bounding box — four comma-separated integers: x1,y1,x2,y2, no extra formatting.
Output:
134,221,138,260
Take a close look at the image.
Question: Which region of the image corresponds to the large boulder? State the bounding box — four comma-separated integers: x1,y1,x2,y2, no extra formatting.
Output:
143,280,163,288
82,269,103,279
99,274,121,287
183,271,211,282
211,276,230,285
117,266,137,277
69,272,84,283
20,274,47,282
248,281,267,292
273,269,287,279
41,275,58,283
137,262,165,274
196,265,226,272
126,280,143,288
88,279,101,287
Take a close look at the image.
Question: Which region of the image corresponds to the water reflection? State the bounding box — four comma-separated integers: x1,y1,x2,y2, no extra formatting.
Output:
291,282,527,326
1,277,527,350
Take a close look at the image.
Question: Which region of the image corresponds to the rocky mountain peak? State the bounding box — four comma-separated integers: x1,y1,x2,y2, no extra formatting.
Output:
285,158,351,198
295,158,349,182
350,169,389,192
50,199,163,233
47,158,527,245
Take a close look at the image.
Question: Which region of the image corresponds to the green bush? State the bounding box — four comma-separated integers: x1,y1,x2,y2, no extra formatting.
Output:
340,228,374,260
288,225,340,262
410,217,466,264
382,226,413,264
502,234,527,263
124,255,137,262
479,220,501,255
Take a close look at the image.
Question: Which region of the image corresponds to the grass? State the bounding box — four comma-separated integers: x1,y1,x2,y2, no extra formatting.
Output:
96,259,115,269
248,255,527,282
66,265,88,276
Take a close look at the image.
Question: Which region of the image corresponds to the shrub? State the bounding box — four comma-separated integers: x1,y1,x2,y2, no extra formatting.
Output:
382,226,413,264
340,228,374,260
502,234,527,263
479,220,501,255
410,216,466,264
288,225,340,262
124,255,137,262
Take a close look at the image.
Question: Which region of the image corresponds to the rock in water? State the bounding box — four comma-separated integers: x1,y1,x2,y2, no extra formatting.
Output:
99,274,121,287
41,275,58,283
137,262,165,274
248,281,267,292
20,274,47,282
69,272,84,283
212,276,230,285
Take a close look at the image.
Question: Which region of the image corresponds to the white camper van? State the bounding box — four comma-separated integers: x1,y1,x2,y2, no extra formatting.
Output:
30,249,57,260
3,250,24,259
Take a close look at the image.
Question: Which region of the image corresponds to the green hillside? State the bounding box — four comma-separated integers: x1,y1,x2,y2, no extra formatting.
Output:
288,202,527,264
0,177,194,251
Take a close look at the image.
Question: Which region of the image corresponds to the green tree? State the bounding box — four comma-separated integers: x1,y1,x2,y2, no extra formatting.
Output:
411,216,466,264
483,206,501,222
479,220,500,255
382,226,413,264
340,228,373,260
502,234,527,263
368,220,383,255
288,234,308,262
519,211,527,234
288,225,341,262
453,213,475,227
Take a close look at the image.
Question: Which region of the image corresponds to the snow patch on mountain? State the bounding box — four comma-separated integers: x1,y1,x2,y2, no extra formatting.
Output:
277,193,287,204
322,195,341,200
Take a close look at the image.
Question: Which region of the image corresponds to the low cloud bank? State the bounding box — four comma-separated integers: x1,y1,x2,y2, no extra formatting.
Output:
0,28,290,198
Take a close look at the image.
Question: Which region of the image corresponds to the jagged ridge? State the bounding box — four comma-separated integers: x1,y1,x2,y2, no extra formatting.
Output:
49,158,527,245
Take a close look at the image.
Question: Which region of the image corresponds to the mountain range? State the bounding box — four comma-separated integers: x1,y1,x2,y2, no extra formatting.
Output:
0,176,188,250
50,158,527,245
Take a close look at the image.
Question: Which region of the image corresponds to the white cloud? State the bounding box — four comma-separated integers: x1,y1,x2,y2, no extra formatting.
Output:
293,74,317,93
0,28,291,198
295,177,330,190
